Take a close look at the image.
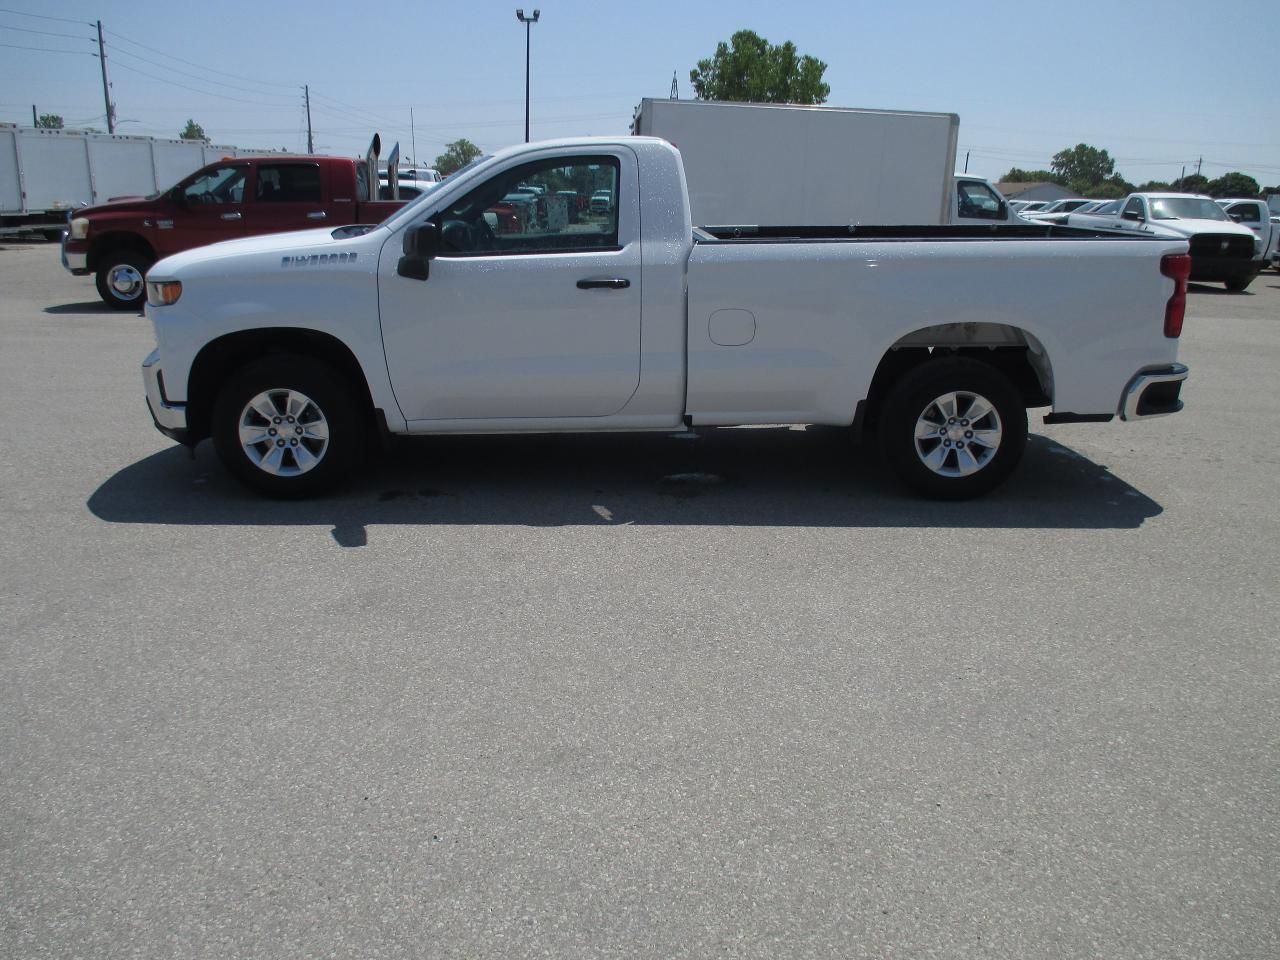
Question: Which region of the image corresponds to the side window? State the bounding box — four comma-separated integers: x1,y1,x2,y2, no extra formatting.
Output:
432,155,621,256
256,164,322,203
1231,203,1260,223
182,165,247,205
957,181,1003,220
1123,197,1144,218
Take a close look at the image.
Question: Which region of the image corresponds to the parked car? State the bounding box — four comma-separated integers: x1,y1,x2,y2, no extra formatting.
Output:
140,136,1189,502
1215,198,1279,266
1067,192,1262,290
1016,201,1050,214
62,141,409,308
589,189,613,214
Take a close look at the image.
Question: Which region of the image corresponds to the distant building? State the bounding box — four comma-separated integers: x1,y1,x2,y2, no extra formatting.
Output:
996,181,1075,203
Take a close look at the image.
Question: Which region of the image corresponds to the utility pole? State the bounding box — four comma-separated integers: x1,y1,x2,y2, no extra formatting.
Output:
31,105,37,126
410,107,416,166
96,20,114,133
516,9,540,142
1195,156,1202,177
670,71,678,100
964,150,970,173
304,85,314,155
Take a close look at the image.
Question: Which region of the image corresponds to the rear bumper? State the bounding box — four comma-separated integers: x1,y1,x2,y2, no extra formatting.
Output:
1188,255,1262,283
142,349,190,444
1119,363,1188,421
60,232,89,274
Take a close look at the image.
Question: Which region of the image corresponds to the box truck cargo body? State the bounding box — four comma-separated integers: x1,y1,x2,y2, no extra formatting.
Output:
631,98,1008,227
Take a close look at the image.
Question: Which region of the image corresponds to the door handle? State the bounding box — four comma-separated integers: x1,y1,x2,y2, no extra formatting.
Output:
576,278,630,290
220,212,242,221
307,211,327,220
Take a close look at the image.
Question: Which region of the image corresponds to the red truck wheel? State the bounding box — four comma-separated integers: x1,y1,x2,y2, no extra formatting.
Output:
95,251,154,310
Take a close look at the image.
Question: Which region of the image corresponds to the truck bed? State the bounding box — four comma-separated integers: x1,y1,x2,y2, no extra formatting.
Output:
695,223,1169,243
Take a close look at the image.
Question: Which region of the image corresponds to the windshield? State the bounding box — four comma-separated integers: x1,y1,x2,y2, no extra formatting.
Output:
1150,198,1229,221
377,155,492,227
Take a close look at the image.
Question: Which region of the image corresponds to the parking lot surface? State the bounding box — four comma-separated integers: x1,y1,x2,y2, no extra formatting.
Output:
2,243,1277,959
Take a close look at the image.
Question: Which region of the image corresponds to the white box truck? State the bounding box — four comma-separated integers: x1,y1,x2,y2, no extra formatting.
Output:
630,98,1018,228
0,123,276,238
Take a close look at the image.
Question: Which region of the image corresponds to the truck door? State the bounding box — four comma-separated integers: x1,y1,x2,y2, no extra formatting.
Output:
170,162,250,251
244,161,329,234
1117,196,1149,231
377,149,642,421
954,179,1009,225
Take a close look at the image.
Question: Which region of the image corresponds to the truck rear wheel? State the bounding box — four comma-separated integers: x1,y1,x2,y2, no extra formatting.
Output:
95,250,154,310
1224,276,1252,292
211,354,362,498
879,356,1027,500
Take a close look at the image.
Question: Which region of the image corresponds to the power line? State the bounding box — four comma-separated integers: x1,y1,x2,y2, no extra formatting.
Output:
0,40,93,55
0,6,92,25
0,21,93,40
108,58,296,107
104,28,295,89
105,45,298,100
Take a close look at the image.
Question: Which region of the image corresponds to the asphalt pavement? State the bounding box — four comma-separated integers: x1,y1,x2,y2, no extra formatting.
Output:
2,242,1277,959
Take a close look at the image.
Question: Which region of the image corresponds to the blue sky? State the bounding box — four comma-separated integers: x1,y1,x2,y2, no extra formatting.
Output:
2,0,1276,187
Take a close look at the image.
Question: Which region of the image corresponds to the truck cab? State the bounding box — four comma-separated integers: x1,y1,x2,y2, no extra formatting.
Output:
62,154,406,309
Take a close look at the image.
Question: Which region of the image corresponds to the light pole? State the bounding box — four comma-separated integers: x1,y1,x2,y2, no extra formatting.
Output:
516,8,540,142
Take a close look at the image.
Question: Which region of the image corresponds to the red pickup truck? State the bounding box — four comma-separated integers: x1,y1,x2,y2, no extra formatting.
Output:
61,154,410,308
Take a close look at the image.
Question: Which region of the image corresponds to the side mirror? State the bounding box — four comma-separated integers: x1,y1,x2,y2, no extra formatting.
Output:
1121,210,1143,222
1229,213,1242,222
398,221,439,281
997,201,1009,219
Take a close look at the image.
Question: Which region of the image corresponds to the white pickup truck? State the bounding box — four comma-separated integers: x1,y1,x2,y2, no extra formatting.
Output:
141,136,1192,499
1067,192,1263,291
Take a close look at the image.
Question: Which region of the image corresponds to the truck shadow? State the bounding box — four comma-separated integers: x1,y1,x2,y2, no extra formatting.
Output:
43,301,129,315
87,428,1161,544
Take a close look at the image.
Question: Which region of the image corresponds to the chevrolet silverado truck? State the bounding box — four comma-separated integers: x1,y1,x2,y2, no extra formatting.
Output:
1066,192,1262,291
141,136,1191,499
63,143,408,309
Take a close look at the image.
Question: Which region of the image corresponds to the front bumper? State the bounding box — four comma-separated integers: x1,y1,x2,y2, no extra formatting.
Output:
60,231,89,274
142,349,190,444
1119,363,1188,421
1188,255,1263,284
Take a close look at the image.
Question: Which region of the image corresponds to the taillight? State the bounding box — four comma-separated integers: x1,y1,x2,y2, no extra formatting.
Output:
1161,253,1191,338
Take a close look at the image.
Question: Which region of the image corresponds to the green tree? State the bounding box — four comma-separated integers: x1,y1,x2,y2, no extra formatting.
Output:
1171,173,1209,193
1205,171,1260,198
1051,144,1114,188
1136,180,1171,192
690,29,829,104
35,113,63,129
1081,175,1133,199
180,119,207,141
434,138,482,177
999,167,1066,186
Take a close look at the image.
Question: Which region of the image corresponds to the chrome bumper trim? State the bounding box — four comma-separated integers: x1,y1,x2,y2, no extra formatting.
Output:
142,349,187,431
1120,363,1188,421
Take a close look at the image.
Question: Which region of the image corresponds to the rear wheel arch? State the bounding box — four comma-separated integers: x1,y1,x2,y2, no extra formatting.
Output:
860,323,1053,433
185,328,377,444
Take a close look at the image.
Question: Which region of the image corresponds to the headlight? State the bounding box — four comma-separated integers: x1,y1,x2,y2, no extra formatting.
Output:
146,280,182,307
69,217,90,240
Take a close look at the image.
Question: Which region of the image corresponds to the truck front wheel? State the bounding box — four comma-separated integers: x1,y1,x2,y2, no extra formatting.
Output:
95,250,154,310
878,356,1028,500
211,355,362,498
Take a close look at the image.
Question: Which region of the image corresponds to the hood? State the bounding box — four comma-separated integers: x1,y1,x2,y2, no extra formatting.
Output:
78,195,165,218
151,225,388,276
1143,218,1255,239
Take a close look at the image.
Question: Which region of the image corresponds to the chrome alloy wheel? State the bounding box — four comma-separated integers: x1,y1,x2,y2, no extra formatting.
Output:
913,390,1002,478
108,264,145,300
237,389,330,476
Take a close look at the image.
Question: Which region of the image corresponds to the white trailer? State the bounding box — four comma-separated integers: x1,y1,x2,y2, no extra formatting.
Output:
0,124,275,237
630,98,1015,227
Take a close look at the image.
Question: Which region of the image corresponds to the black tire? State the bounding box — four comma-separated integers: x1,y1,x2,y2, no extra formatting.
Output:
1224,276,1252,292
878,356,1028,500
211,354,364,498
94,249,154,310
